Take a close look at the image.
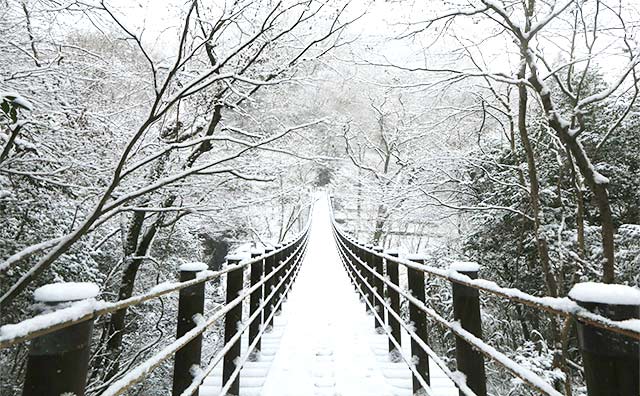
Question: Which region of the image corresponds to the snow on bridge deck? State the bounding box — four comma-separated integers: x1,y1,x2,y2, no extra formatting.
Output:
202,194,457,396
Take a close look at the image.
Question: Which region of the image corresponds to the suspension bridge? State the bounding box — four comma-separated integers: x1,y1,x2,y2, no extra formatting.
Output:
0,193,638,396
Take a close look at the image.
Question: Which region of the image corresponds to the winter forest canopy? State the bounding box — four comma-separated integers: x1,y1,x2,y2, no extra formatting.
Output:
0,0,639,395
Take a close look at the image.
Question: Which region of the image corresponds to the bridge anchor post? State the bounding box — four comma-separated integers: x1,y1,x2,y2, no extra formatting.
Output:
569,283,639,396
450,262,487,396
22,282,98,396
172,263,206,396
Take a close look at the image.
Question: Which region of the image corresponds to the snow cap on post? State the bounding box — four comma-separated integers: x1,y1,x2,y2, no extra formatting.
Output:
568,282,639,396
225,253,246,262
450,261,480,273
569,282,640,306
372,245,384,252
179,262,209,272
250,247,264,256
406,253,427,262
34,282,99,303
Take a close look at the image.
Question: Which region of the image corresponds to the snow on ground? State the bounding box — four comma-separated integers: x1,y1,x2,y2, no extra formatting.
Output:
262,194,400,396
33,282,99,302
200,321,287,396
203,192,458,395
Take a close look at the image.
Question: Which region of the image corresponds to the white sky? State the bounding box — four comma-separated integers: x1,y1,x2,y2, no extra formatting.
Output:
96,0,637,81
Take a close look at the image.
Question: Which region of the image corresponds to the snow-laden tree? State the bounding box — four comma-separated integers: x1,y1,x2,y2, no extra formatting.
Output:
1,0,360,392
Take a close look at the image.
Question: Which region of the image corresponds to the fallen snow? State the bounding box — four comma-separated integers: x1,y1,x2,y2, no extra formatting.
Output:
179,262,209,272
0,299,105,342
226,252,249,262
149,281,179,294
450,261,480,272
406,253,427,261
448,321,563,396
33,282,100,302
1,91,34,111
569,282,640,305
592,171,610,185
261,193,413,396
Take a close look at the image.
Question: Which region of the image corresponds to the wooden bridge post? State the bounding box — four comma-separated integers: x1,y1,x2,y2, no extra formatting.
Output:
348,239,358,289
22,282,98,396
288,240,298,285
341,235,357,289
569,283,639,396
372,246,385,331
269,244,283,323
357,243,369,311
351,242,363,296
280,242,294,307
263,246,276,330
450,262,486,396
385,250,402,355
249,249,264,357
364,244,374,316
223,257,244,396
172,263,207,396
406,254,430,392
275,242,289,316
293,238,304,282
341,235,353,285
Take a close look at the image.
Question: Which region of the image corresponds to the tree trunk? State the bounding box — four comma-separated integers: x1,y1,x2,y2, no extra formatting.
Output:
526,55,616,283
517,62,559,298
372,204,386,245
565,149,586,257
103,195,176,380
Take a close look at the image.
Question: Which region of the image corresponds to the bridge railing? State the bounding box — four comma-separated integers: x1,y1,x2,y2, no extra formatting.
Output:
0,216,311,396
329,202,639,396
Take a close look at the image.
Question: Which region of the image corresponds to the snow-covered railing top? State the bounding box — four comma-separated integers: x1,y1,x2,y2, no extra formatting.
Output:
330,224,639,340
0,217,311,350
5,212,312,396
329,196,639,396
329,199,639,341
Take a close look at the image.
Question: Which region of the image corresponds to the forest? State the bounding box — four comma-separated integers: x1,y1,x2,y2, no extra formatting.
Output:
0,0,638,395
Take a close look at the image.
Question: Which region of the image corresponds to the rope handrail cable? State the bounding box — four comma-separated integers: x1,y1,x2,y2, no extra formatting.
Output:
333,230,447,396
217,241,309,396
334,228,565,396
100,231,310,396
0,220,312,349
180,236,309,396
329,205,640,341
334,233,478,396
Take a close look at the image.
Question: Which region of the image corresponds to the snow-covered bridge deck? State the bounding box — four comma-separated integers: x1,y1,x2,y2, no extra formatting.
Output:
5,194,637,396
202,196,457,395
